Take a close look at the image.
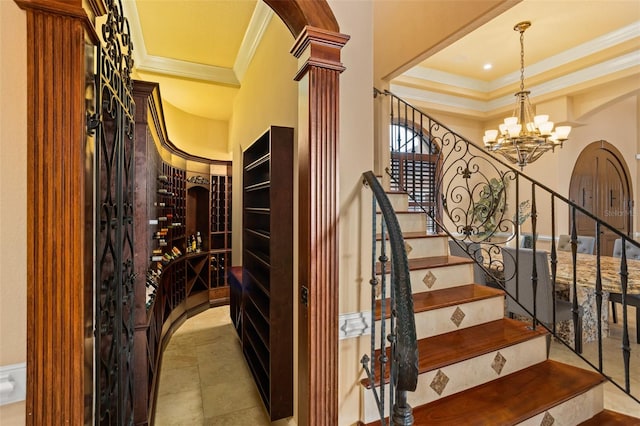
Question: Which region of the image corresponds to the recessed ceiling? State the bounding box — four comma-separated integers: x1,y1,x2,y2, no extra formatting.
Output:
136,0,257,69
418,1,640,81
123,0,272,121
392,0,640,119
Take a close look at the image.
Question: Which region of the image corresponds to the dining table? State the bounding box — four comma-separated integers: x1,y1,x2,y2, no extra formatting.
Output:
484,248,640,345
551,250,640,345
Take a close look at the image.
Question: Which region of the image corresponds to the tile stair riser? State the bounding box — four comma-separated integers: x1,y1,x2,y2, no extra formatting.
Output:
374,296,505,341
375,236,449,259
376,212,426,234
361,335,548,424
377,263,474,294
376,192,409,212
517,384,604,426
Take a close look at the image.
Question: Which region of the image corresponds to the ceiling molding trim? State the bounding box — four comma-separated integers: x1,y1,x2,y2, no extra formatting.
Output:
390,84,490,112
121,0,240,86
392,51,639,114
490,22,640,90
234,1,273,82
402,22,640,94
403,67,490,93
137,55,240,86
526,51,640,99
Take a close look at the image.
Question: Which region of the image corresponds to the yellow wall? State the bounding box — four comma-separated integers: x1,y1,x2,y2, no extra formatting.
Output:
0,1,27,423
228,15,298,265
162,100,231,161
327,0,376,424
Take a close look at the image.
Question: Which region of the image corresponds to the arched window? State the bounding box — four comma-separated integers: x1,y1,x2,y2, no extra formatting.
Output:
389,123,440,233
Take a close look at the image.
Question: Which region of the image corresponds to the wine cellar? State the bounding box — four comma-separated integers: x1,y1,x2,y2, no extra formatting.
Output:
132,81,232,422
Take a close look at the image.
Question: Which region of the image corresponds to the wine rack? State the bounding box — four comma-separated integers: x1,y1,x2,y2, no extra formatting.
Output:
240,126,293,421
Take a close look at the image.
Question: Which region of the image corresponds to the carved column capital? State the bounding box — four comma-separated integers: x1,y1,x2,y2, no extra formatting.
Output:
291,26,349,81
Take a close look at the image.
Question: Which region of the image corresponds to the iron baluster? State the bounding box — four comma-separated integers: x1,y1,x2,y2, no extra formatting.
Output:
570,207,582,354
550,195,557,335
619,243,631,393
595,222,603,372
530,184,537,330
379,217,388,420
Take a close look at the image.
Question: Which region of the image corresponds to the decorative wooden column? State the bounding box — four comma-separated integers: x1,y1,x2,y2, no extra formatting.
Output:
292,26,349,426
14,0,97,423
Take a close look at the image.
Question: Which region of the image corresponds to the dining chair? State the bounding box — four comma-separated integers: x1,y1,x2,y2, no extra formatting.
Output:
449,240,496,288
501,247,583,353
557,234,596,254
610,238,640,343
519,233,535,248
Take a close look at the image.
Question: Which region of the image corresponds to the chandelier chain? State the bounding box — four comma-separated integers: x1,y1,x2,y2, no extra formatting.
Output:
519,28,525,93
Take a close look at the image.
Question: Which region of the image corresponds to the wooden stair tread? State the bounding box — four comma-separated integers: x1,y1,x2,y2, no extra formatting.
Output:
579,409,640,425
361,360,605,426
361,318,547,387
374,284,503,319
376,255,472,275
411,360,604,424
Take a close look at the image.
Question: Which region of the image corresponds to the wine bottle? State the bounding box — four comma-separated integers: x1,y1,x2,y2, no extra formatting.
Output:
196,231,202,252
150,255,163,262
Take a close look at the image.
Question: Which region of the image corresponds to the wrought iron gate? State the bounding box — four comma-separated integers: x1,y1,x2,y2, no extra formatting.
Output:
92,0,136,424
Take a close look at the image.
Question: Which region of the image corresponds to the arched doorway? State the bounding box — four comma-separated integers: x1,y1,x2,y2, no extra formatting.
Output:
19,0,345,424
569,140,633,256
389,122,441,232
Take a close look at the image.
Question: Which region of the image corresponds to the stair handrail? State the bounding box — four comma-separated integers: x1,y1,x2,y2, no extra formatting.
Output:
362,170,419,425
377,88,639,404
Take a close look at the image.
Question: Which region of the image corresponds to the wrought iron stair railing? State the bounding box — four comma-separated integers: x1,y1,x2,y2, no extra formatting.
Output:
377,88,639,405
362,171,419,425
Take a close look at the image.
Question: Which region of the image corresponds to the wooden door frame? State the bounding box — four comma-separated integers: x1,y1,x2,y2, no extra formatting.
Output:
263,2,348,424
19,0,346,424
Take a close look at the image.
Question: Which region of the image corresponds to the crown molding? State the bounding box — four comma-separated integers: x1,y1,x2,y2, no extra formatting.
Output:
393,50,640,115
233,1,273,82
121,0,272,86
404,22,640,95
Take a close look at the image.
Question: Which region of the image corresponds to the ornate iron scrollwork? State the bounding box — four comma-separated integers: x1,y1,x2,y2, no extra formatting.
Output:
94,0,136,424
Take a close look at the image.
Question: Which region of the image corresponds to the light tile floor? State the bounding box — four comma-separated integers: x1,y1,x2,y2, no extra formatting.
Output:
155,306,270,426
155,306,640,425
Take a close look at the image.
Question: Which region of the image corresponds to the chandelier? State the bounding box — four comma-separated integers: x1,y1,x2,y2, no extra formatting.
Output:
483,21,571,169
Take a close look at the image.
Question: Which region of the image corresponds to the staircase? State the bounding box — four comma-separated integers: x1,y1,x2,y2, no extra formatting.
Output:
359,186,640,425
